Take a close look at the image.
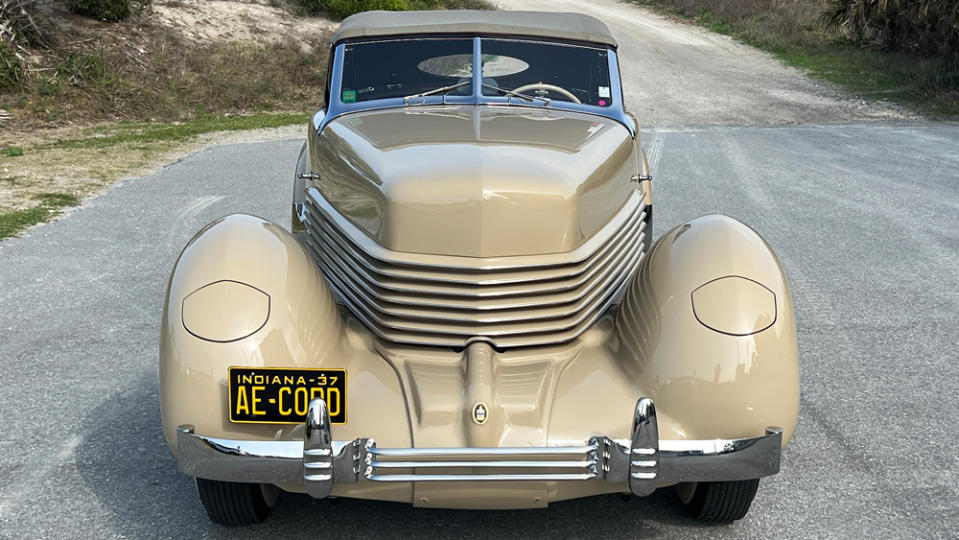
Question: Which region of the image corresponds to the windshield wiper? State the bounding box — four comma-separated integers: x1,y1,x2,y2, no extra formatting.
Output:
481,84,551,106
402,81,472,105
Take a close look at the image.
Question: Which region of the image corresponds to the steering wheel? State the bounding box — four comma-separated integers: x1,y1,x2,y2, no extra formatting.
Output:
511,83,581,104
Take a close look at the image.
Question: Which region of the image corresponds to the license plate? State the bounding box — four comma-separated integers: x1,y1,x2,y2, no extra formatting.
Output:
228,367,346,424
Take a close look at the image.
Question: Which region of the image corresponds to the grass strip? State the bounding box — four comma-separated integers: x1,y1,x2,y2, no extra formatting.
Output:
0,112,309,240
48,113,309,150
0,193,81,239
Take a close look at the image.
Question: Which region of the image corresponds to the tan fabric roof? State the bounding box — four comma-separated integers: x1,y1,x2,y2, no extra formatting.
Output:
331,10,617,48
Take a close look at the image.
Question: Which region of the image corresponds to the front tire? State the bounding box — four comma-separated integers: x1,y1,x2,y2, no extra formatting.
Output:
676,479,760,523
195,478,276,526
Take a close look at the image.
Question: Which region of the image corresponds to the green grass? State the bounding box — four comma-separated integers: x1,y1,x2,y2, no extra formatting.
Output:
630,1,959,118
695,8,731,35
1,147,24,157
0,193,81,239
761,42,959,117
49,112,308,150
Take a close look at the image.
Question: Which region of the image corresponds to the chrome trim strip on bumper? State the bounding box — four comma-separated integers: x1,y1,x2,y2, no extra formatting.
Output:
176,398,782,497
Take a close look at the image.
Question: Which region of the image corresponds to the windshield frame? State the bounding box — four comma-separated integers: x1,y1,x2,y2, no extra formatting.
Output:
322,36,632,136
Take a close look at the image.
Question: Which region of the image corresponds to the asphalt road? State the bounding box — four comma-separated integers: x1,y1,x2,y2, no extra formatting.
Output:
2,3,959,539
2,122,957,538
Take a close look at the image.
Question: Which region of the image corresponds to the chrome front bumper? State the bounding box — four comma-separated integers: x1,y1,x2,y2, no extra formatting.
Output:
177,398,782,498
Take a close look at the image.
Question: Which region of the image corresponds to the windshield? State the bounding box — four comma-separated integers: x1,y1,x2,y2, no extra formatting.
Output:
480,39,612,107
339,37,613,107
341,38,474,103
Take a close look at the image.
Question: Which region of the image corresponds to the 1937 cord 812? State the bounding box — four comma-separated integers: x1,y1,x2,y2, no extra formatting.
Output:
160,10,799,526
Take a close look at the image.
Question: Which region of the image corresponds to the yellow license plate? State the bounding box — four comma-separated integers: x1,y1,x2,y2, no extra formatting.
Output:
228,367,346,424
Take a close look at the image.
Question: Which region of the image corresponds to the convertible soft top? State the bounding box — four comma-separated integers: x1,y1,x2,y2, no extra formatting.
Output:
330,10,618,48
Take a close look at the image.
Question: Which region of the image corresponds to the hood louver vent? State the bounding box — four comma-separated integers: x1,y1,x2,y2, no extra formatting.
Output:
303,187,646,349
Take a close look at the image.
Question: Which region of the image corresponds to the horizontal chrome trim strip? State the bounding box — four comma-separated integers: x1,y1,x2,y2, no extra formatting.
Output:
370,460,594,469
369,446,597,457
366,473,598,482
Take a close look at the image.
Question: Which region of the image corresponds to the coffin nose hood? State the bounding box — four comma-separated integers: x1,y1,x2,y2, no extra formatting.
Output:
314,106,636,258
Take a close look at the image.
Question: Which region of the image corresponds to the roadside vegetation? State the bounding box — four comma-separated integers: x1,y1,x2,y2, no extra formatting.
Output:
68,0,151,22
628,0,959,118
1,113,308,239
0,191,77,238
1,8,330,130
0,0,488,239
293,0,491,20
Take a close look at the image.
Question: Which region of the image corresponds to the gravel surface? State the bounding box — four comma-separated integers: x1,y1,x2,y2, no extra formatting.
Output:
1,1,957,538
504,0,915,127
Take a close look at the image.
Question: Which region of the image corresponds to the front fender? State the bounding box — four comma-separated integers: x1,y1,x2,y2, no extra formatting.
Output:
615,214,800,445
159,214,411,461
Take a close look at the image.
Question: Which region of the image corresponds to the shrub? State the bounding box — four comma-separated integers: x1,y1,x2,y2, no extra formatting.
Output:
56,50,108,87
293,0,491,19
0,41,23,90
69,0,150,22
822,0,959,57
295,0,409,19
408,0,492,8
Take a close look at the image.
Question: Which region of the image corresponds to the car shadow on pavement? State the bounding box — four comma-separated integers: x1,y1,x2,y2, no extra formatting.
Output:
76,373,218,535
77,373,720,538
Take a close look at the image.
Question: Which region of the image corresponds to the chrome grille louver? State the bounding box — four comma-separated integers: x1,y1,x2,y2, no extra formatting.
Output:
302,187,647,348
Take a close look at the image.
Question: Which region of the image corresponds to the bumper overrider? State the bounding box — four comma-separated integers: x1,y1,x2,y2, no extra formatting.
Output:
177,398,783,498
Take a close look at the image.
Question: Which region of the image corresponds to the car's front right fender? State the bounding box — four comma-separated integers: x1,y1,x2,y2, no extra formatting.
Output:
614,214,800,445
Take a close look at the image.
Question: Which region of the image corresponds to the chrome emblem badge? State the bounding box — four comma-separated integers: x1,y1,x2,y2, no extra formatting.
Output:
472,402,489,425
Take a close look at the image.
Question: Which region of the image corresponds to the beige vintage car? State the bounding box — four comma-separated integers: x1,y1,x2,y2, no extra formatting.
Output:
160,10,799,526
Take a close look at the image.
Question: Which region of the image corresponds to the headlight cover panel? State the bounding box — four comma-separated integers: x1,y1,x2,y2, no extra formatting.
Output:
691,275,776,336
181,280,270,342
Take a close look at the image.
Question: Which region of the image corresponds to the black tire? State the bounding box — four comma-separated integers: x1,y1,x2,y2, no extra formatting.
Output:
195,478,273,526
677,479,760,523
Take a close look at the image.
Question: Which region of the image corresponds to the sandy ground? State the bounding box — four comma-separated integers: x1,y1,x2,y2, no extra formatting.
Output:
500,0,915,127
152,0,336,47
